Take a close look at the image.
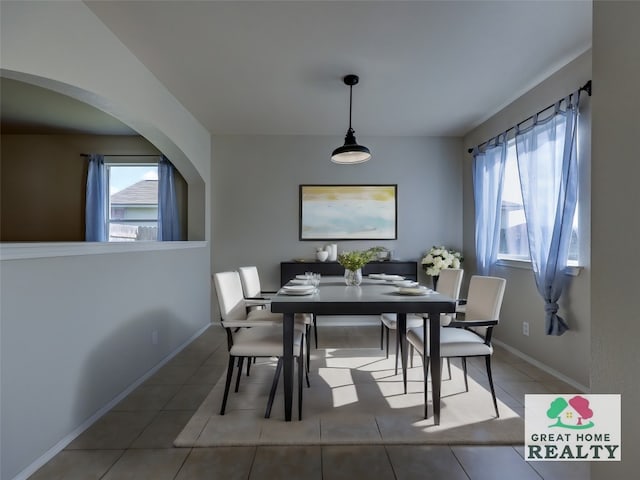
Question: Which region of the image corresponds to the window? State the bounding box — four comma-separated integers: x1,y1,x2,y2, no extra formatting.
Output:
107,164,158,242
498,138,580,265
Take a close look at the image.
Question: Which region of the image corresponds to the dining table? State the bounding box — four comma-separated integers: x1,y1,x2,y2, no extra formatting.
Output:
270,275,457,423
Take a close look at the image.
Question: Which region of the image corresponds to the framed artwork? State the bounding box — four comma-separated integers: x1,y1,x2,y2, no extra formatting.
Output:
299,184,397,240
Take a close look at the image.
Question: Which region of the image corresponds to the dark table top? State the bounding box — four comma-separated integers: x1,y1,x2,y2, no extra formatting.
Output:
270,276,456,316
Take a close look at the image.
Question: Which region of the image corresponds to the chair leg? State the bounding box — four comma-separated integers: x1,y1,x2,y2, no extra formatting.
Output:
447,358,451,380
395,331,400,375
485,355,500,418
313,314,318,349
306,325,311,374
265,358,283,418
462,357,469,392
298,348,304,420
422,353,430,419
246,357,252,376
380,322,385,350
220,355,235,415
385,326,390,359
410,343,414,369
235,357,245,392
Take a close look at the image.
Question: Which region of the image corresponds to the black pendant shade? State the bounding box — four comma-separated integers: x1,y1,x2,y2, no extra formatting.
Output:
331,75,371,164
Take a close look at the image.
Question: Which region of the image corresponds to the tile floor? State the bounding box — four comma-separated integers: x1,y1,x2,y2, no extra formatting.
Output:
30,324,590,479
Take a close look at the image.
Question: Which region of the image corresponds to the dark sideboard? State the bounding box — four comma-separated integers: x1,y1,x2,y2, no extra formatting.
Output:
280,260,418,286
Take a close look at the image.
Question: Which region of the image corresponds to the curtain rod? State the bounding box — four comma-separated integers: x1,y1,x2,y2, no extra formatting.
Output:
80,153,161,157
467,80,592,154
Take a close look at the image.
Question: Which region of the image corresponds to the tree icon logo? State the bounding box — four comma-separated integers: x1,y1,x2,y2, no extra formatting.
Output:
546,395,595,429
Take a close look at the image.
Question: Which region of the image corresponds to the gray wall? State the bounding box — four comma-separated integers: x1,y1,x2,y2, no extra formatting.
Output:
0,245,210,480
462,51,592,388
211,135,463,292
592,2,640,478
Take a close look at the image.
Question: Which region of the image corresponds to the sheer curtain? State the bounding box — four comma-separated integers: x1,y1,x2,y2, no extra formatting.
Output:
85,154,107,241
158,155,181,241
472,135,507,275
515,92,580,336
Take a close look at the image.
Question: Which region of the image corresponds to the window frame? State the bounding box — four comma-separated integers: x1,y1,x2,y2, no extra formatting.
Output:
105,162,159,242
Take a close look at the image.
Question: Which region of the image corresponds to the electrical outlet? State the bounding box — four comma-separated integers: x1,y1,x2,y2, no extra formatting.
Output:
522,322,529,336
151,330,158,345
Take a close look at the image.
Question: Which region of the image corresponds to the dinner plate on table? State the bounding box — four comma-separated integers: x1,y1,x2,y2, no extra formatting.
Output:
395,286,432,296
295,274,311,280
281,285,316,295
289,279,311,285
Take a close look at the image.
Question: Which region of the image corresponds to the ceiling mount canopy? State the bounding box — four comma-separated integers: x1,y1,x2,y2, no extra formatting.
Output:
331,74,371,164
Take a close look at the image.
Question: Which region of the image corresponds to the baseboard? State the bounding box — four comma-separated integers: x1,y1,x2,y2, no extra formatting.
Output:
492,339,589,393
11,323,212,480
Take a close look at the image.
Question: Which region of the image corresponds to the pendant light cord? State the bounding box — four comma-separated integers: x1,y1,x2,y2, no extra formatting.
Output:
348,84,353,131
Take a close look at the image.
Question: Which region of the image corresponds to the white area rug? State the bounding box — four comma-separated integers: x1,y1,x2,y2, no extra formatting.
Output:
174,348,524,447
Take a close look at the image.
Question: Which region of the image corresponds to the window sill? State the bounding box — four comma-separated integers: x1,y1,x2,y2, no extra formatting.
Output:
0,241,208,261
495,258,583,276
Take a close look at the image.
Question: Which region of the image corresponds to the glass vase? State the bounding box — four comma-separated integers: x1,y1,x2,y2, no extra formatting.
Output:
344,268,363,286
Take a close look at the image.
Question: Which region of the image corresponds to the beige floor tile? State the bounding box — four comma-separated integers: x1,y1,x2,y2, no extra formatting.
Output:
101,449,189,480
249,446,322,480
386,445,469,480
29,450,123,480
113,383,182,411
66,411,157,449
452,445,542,480
163,384,214,410
175,447,256,480
145,363,202,385
131,410,195,449
320,413,382,443
322,445,395,480
186,363,226,385
499,380,552,406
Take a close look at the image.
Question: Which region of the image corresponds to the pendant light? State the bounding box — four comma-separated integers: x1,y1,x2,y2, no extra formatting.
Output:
331,74,371,164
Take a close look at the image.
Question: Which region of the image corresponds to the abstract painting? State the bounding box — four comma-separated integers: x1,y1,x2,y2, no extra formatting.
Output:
299,185,397,240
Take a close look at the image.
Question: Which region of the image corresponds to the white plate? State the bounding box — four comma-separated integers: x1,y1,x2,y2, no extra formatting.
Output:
282,285,315,292
289,279,311,285
393,280,418,287
280,288,316,296
396,286,432,296
295,274,311,280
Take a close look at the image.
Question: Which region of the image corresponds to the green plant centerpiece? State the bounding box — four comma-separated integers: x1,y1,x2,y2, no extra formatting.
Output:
338,247,382,286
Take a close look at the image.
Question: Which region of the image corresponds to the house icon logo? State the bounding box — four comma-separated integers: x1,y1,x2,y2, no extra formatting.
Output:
525,394,621,461
547,395,595,429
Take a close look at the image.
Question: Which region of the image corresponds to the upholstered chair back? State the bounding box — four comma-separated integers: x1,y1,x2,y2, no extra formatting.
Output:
214,271,248,323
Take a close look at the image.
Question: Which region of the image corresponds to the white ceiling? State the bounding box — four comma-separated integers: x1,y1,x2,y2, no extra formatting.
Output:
2,1,592,138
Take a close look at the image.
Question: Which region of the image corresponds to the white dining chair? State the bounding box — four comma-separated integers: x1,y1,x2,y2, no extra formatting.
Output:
406,275,506,418
380,268,464,375
238,266,277,308
213,271,307,419
239,265,316,372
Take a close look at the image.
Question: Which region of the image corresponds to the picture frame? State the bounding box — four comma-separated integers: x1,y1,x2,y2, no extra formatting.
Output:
299,184,398,240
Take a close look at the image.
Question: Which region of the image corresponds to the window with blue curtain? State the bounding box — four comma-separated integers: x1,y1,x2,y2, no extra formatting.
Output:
472,87,585,336
85,154,181,241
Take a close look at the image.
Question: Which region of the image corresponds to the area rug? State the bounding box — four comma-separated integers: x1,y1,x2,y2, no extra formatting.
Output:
174,348,524,447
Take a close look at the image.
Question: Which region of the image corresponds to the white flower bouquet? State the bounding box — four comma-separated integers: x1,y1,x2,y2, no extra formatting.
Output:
420,246,463,276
